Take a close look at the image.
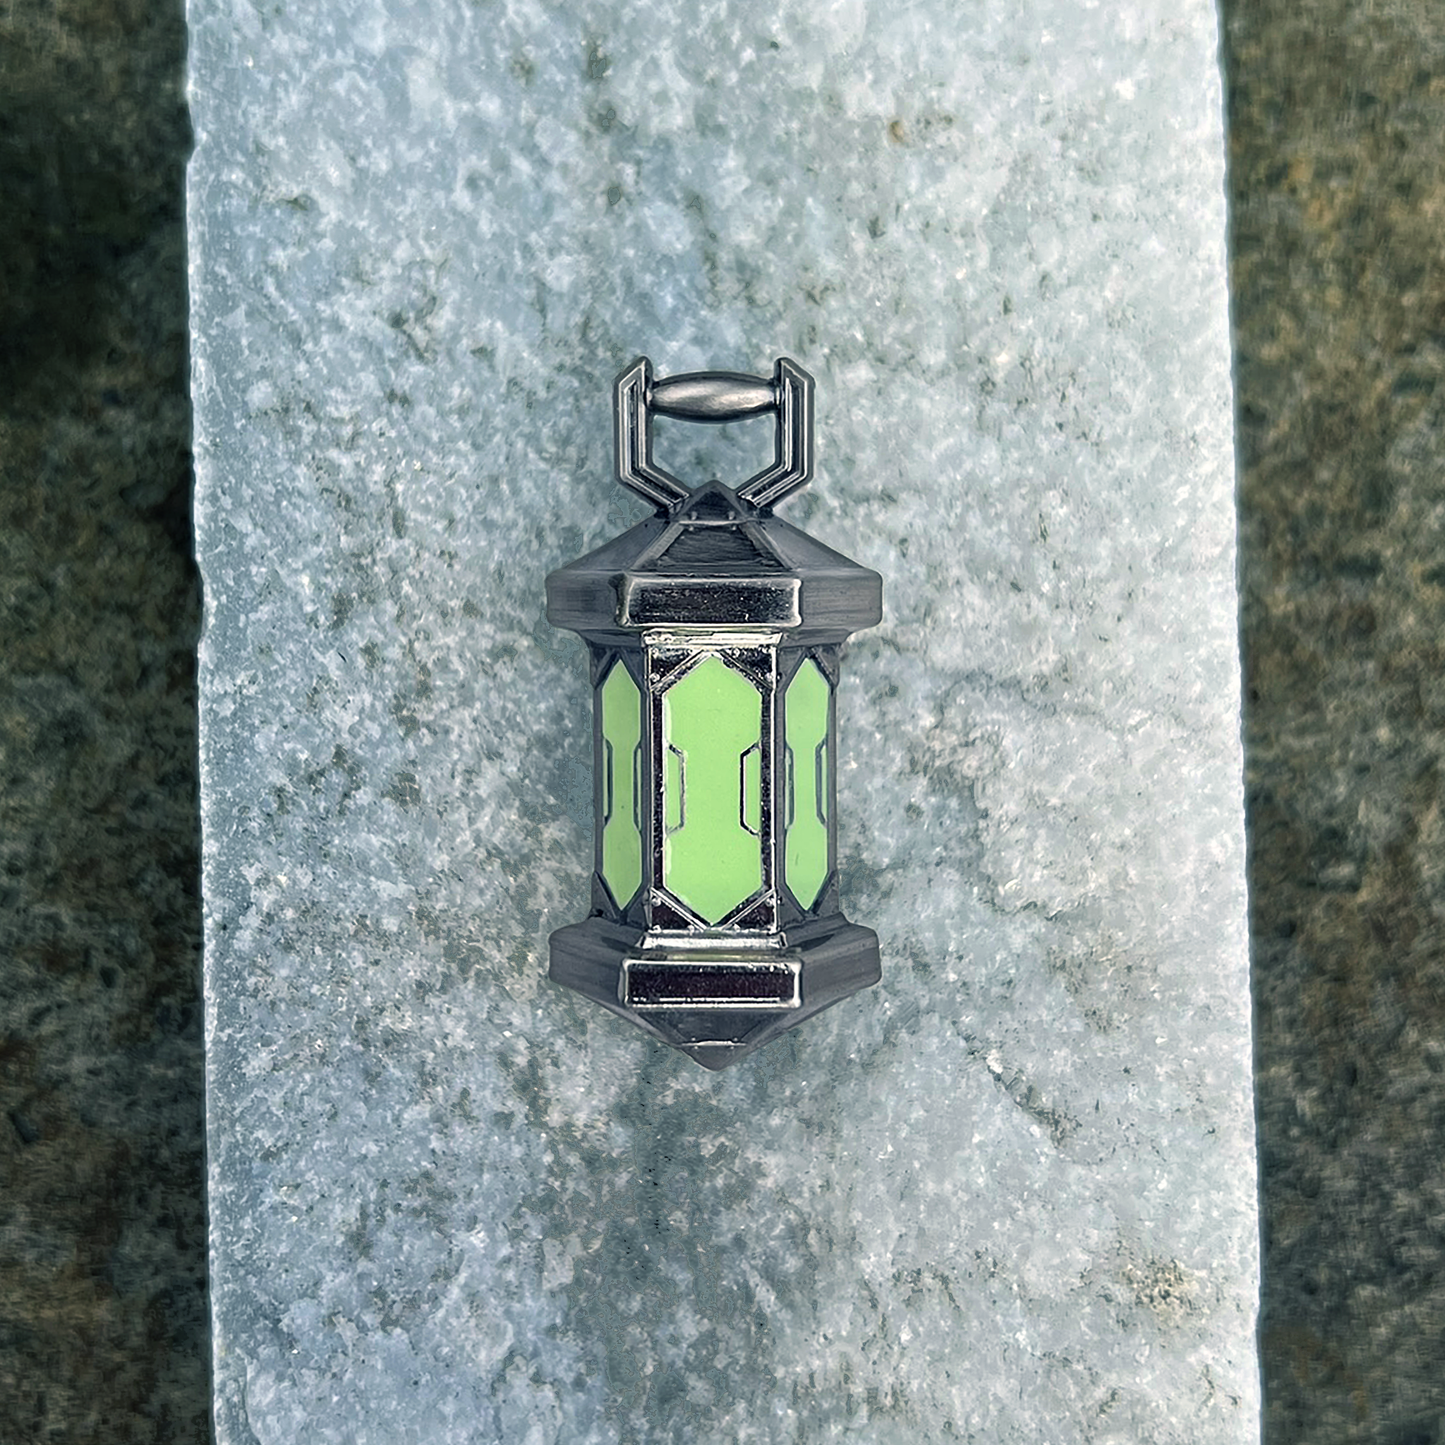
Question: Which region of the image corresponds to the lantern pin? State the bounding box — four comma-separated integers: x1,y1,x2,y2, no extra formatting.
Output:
545,357,883,1070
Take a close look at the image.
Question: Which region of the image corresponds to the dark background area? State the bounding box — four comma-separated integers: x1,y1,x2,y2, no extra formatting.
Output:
1,1,1442,1440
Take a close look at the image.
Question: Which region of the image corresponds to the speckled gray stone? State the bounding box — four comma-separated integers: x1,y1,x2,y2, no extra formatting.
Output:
189,1,1258,1440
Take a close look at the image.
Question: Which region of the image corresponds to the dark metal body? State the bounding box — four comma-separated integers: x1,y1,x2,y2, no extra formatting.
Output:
545,358,883,1070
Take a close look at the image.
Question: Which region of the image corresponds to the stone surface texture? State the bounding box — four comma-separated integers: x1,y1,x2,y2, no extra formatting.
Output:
188,1,1255,1442
11,1,1445,1442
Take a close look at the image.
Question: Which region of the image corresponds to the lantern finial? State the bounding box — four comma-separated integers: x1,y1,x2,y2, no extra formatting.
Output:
614,357,814,511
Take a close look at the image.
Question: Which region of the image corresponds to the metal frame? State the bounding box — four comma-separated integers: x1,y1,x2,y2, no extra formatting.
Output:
642,637,780,932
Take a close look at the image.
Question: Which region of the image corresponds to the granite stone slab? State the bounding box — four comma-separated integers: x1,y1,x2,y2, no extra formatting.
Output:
188,0,1258,1440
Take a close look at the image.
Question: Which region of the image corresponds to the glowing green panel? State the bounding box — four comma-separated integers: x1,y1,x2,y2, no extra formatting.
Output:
661,656,762,924
599,662,642,907
785,657,830,909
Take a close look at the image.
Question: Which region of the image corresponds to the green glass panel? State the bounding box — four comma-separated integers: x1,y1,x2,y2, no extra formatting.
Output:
785,657,831,909
661,655,762,924
599,662,642,907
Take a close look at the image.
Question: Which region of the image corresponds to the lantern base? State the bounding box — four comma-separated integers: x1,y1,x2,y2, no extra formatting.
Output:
548,913,881,1070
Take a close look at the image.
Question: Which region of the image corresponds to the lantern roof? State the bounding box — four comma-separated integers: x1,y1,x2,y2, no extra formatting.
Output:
546,481,882,641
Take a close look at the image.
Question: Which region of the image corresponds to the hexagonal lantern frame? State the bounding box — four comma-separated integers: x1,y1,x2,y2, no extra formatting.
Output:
545,358,883,1070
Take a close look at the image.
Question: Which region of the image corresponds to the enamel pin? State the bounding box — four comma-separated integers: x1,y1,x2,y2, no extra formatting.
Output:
545,358,882,1069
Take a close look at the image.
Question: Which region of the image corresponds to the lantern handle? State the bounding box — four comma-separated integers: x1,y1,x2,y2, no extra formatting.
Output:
614,357,815,511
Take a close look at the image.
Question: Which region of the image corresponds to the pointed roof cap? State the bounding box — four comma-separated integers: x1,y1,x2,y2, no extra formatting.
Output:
546,482,882,641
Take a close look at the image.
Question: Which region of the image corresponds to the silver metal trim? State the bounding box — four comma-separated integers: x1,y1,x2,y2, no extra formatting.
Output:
621,954,802,1010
